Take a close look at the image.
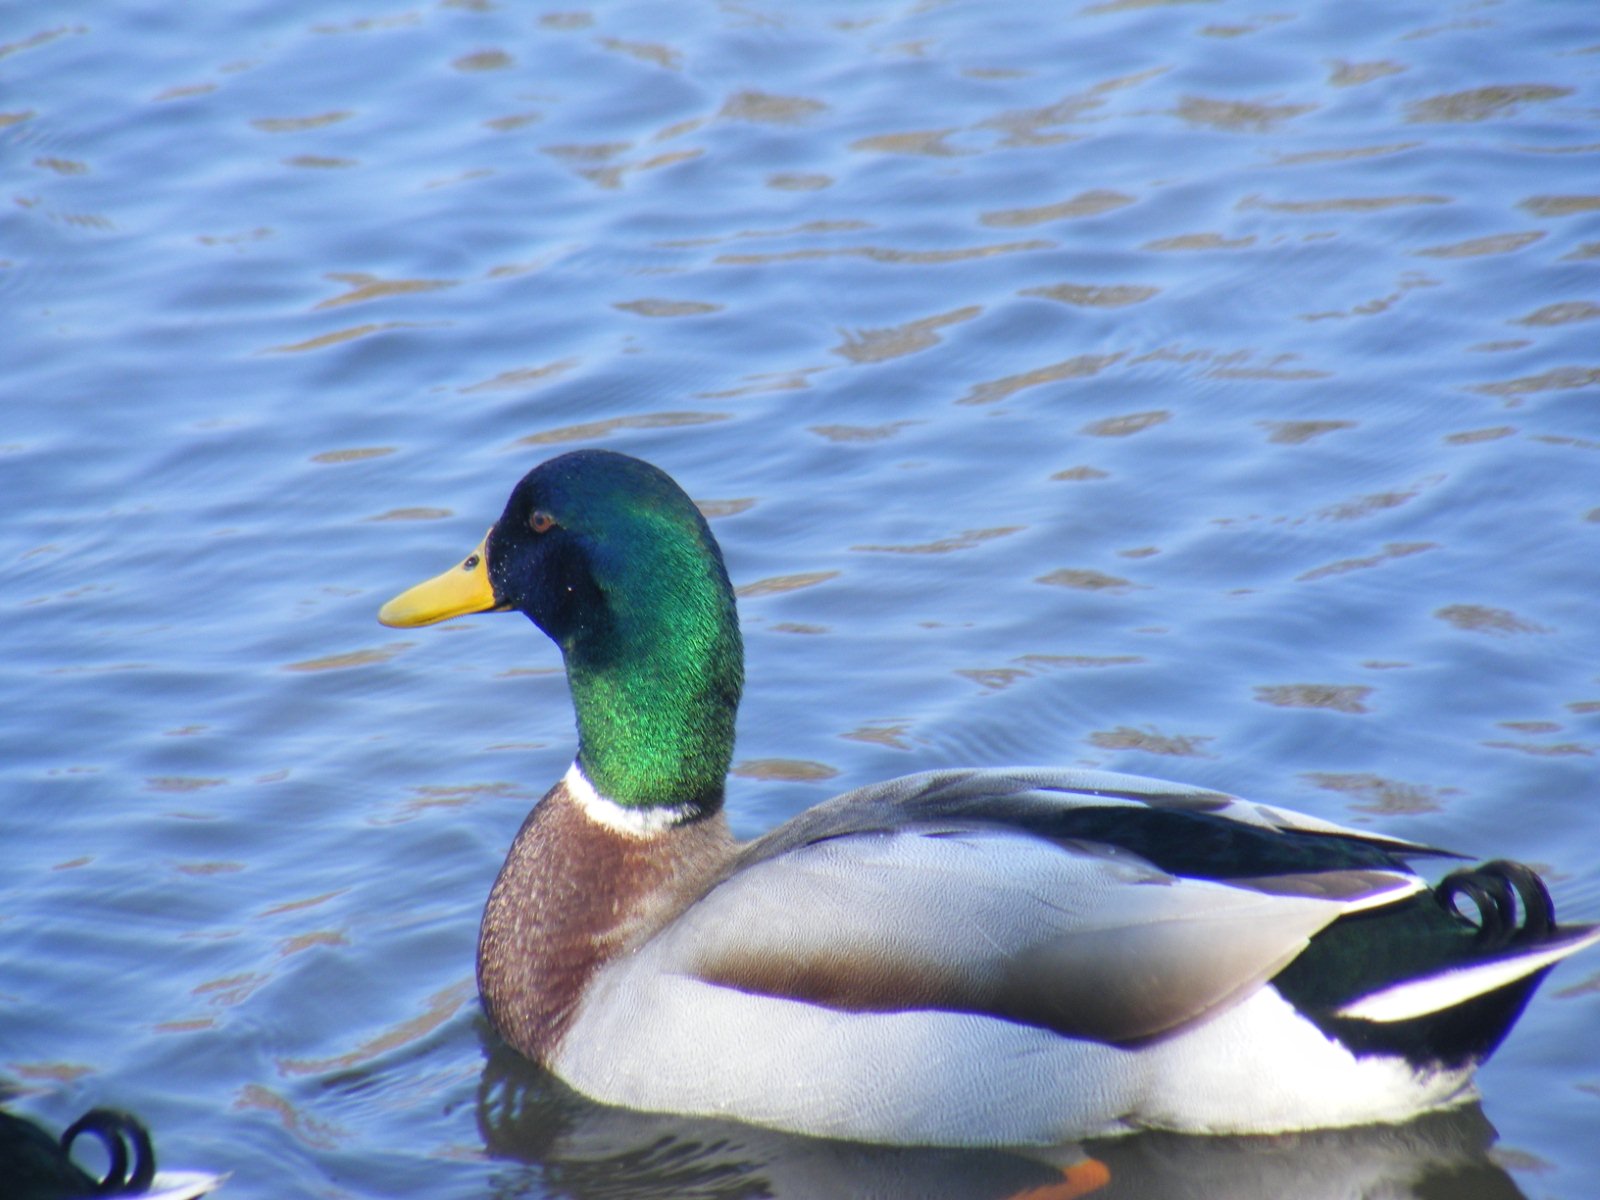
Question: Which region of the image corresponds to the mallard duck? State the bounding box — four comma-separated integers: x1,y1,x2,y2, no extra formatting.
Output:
379,449,1598,1149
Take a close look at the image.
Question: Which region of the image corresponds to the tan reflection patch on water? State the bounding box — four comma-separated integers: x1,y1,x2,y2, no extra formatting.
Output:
697,371,825,400
1532,433,1600,451
33,156,88,175
279,980,474,1077
840,722,915,750
374,782,535,825
1052,465,1110,481
851,129,966,156
310,446,395,463
1328,60,1408,88
961,654,1143,692
1407,85,1572,123
1501,721,1563,735
311,13,421,34
544,141,630,163
1089,727,1212,757
154,1018,216,1033
236,1083,349,1148
1520,195,1600,217
1444,426,1515,445
1318,484,1430,521
661,220,870,249
1146,232,1257,251
1210,360,1331,382
767,172,832,191
285,155,356,169
614,298,722,317
279,931,349,957
484,112,542,132
285,646,409,672
1302,270,1439,321
982,190,1135,227
1273,142,1419,166
1303,772,1454,815
1515,301,1600,326
517,411,730,445
833,305,981,364
1415,231,1544,258
250,111,352,133
145,776,226,793
598,38,681,70
174,862,245,876
1472,366,1600,403
717,240,1053,266
959,353,1122,406
731,758,839,782
195,972,267,1007
581,148,703,189
197,227,272,247
1177,97,1315,132
1247,194,1450,213
1435,605,1552,636
1555,972,1600,1000
854,526,1022,554
315,272,456,309
1023,283,1158,308
956,667,1030,691
1298,541,1436,582
452,50,512,72
1254,684,1373,714
259,890,348,918
266,322,434,353
1019,653,1144,670
1483,739,1594,758
367,507,452,521
736,571,839,598
1036,568,1140,592
1082,409,1167,437
1259,420,1355,444
811,421,920,443
10,1061,95,1084
719,91,827,124
460,358,578,394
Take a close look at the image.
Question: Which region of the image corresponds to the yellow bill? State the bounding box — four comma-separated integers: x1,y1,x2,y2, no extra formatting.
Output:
378,533,506,627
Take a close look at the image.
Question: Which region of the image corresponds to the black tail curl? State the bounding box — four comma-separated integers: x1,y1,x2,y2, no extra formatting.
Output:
1436,860,1556,948
60,1108,156,1195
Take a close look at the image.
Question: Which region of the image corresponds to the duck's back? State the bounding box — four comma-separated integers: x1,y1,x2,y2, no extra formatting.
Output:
546,767,1598,1144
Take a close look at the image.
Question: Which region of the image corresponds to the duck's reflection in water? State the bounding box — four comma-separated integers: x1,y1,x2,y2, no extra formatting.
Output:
474,1040,1525,1200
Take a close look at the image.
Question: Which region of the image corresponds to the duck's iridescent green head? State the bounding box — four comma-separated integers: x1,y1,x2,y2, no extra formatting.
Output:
379,450,743,814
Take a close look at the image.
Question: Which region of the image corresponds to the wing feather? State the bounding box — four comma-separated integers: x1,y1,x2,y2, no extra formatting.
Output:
671,822,1416,1045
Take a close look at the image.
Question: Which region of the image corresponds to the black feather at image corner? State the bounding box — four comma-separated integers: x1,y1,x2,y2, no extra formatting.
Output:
0,1106,223,1200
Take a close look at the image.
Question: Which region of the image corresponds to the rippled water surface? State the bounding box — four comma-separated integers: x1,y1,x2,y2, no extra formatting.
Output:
6,2,1600,1196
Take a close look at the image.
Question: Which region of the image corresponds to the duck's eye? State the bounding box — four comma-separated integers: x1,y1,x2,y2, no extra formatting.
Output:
530,510,557,534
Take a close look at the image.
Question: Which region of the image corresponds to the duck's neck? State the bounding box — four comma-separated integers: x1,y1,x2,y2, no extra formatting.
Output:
561,558,743,816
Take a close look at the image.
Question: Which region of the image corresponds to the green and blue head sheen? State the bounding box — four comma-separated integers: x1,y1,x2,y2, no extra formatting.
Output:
485,450,744,814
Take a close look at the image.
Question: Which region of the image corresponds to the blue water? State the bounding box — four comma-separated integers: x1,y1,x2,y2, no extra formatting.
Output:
5,1,1599,1196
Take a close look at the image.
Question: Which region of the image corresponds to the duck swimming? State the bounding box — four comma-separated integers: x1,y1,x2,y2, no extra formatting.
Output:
378,448,1598,1149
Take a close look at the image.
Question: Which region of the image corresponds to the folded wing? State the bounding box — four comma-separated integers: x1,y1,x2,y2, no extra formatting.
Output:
672,819,1420,1045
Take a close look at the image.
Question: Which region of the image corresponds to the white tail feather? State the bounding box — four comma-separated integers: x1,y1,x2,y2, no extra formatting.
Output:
1338,925,1600,1023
